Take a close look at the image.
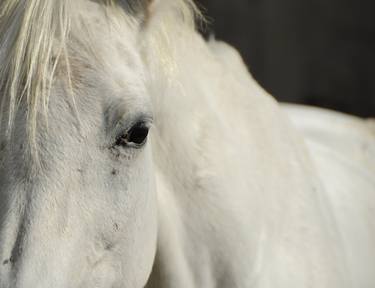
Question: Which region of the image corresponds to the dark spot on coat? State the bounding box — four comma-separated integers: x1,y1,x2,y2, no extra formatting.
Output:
9,254,17,266
112,148,121,159
111,169,118,176
105,242,114,251
114,223,119,231
2,259,9,265
0,141,6,151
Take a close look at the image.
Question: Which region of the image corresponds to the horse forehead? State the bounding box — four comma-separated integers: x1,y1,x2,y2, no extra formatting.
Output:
74,6,146,93
84,8,143,78
107,40,143,76
99,43,147,100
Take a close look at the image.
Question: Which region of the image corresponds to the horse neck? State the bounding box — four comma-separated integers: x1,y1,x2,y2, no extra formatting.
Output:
143,22,351,286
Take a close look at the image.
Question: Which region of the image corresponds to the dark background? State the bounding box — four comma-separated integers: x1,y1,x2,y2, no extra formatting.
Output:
197,0,375,117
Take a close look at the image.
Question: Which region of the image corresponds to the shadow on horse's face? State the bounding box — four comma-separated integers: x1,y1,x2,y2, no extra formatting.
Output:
0,2,157,287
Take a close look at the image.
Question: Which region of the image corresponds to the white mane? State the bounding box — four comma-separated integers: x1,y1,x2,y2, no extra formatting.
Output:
0,0,71,141
0,0,198,145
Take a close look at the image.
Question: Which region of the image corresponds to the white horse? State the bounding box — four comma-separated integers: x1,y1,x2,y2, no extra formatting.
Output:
0,0,374,287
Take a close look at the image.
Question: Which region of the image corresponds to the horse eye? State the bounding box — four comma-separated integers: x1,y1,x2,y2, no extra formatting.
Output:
115,122,149,148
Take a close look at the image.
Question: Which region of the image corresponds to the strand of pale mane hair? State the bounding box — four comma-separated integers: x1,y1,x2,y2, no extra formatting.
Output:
0,0,71,153
0,0,199,155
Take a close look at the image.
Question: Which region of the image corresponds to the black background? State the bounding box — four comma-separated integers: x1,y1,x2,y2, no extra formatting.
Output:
197,0,375,117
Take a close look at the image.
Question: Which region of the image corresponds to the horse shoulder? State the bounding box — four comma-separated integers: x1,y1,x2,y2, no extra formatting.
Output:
283,104,375,287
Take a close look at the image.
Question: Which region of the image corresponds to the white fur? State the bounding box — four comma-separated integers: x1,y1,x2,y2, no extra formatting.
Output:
283,104,375,287
0,1,374,288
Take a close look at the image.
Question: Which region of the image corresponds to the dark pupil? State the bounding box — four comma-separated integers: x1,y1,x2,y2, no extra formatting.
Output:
127,124,149,145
